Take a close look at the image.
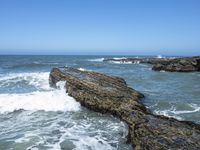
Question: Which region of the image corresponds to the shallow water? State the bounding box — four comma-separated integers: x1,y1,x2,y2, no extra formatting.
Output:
0,55,200,149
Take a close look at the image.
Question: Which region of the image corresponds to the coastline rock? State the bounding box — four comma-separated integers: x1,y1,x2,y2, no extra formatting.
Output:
104,56,200,72
152,57,200,72
49,67,200,149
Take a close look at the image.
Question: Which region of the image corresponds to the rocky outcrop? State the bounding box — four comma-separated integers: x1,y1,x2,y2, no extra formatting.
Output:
104,56,200,72
49,67,200,149
152,56,200,72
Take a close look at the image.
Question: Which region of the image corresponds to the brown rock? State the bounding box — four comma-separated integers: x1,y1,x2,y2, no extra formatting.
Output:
104,56,200,72
49,67,200,149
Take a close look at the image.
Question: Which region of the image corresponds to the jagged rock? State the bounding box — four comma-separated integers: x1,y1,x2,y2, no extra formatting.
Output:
104,56,200,72
152,57,200,72
49,67,200,149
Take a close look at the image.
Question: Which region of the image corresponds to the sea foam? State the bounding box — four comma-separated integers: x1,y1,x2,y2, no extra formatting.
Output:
88,58,104,62
154,103,200,120
0,89,80,113
0,72,50,90
109,61,132,64
0,72,81,113
157,55,163,58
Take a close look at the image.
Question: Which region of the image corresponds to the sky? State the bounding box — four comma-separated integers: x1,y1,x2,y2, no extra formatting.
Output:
0,0,200,56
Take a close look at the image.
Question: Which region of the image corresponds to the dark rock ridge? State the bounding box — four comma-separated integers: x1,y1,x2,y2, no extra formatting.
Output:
104,56,200,72
49,67,200,149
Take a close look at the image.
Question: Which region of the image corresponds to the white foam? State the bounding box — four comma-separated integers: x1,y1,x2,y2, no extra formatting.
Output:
0,72,81,113
154,110,183,120
88,58,104,62
109,61,132,64
154,103,200,120
0,72,50,90
57,124,118,150
171,104,200,114
157,55,163,58
0,88,80,113
78,68,86,71
14,118,124,150
15,133,37,143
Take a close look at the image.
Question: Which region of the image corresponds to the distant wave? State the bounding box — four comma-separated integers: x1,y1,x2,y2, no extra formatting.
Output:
108,61,133,64
156,55,177,59
88,57,140,63
88,58,104,62
6,62,59,69
108,58,140,64
156,55,163,59
112,57,127,60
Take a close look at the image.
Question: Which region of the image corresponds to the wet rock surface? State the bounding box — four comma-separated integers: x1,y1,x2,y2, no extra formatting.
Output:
49,67,200,149
104,56,200,72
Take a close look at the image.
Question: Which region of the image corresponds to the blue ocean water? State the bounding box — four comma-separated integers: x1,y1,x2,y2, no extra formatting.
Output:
0,55,200,150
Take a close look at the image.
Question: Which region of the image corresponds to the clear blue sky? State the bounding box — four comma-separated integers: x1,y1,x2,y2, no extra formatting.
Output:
0,0,200,55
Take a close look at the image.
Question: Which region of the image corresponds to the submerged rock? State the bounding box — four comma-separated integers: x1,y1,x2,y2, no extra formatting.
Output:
49,67,200,149
104,56,200,72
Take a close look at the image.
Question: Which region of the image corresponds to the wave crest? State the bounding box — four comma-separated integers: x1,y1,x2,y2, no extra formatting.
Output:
0,72,81,113
88,58,104,62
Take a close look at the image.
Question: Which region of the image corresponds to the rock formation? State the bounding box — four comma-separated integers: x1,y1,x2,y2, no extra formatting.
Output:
152,56,200,72
104,56,200,72
49,67,200,149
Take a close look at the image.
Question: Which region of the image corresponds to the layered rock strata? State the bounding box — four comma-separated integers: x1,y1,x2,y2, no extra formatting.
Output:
49,67,200,149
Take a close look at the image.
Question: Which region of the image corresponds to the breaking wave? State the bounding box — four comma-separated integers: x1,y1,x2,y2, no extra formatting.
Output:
108,60,140,64
88,58,104,62
0,72,81,113
0,72,50,90
0,71,130,150
156,55,164,59
0,88,80,113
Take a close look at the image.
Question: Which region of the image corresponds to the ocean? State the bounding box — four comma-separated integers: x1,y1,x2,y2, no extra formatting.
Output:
0,55,200,150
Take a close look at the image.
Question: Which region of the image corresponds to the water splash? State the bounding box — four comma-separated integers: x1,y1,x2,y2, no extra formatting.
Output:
0,72,81,113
